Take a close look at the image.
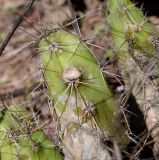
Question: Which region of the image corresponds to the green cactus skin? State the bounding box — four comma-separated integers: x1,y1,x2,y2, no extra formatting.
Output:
0,105,63,160
106,0,159,85
40,29,120,136
107,0,157,53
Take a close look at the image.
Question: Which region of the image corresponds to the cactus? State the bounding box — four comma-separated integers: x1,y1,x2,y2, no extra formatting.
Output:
107,0,159,158
40,29,119,133
107,0,159,70
39,29,127,158
0,105,63,160
2,0,159,158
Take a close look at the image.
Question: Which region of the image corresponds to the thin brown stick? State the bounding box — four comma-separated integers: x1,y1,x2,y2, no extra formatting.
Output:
0,0,36,55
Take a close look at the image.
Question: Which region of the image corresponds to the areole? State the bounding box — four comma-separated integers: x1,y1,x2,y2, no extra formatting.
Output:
62,66,82,84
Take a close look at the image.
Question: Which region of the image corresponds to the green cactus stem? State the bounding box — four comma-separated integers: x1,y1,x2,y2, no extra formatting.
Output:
0,105,63,160
107,0,159,74
39,29,122,137
107,0,159,77
107,0,157,52
106,0,159,88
